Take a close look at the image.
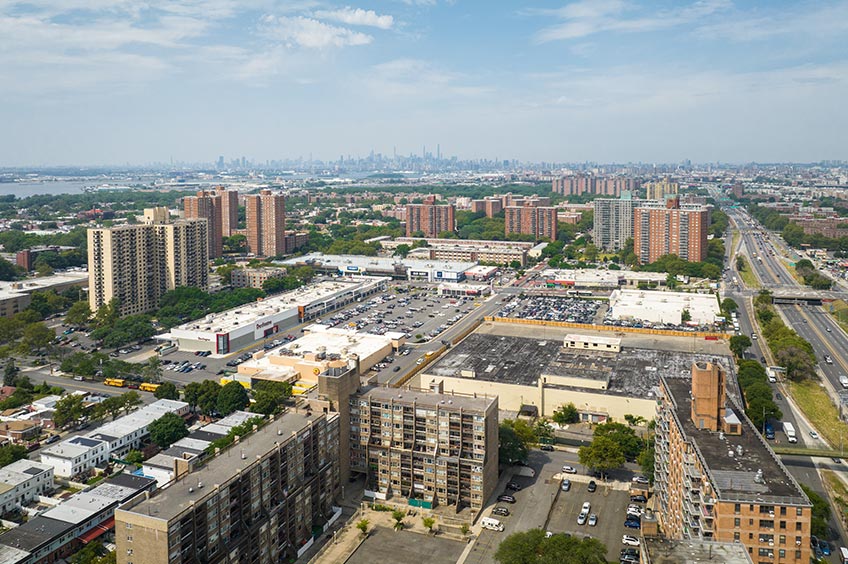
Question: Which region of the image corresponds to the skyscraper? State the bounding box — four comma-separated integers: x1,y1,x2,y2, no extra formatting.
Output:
504,206,558,240
633,198,710,264
405,201,455,237
644,178,679,200
217,186,239,237
245,190,286,257
183,191,223,258
88,208,208,317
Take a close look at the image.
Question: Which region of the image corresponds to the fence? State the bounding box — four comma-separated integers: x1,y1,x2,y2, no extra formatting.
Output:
484,317,729,340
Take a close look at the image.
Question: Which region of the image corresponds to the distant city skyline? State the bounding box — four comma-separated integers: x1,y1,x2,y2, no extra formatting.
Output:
1,0,846,166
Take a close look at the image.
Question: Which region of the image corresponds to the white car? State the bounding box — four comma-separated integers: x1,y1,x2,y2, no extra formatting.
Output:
588,513,598,526
622,535,640,547
581,501,591,513
562,465,577,474
631,476,649,485
577,511,588,525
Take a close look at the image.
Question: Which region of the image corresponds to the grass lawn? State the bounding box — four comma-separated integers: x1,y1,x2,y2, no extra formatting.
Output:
824,299,848,335
821,470,848,530
788,380,848,449
737,256,760,289
731,230,740,253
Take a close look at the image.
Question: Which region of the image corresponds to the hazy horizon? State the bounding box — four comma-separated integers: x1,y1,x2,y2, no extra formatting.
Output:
2,0,846,166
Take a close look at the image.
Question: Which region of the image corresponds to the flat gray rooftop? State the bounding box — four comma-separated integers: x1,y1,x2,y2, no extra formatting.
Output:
124,410,317,522
361,386,496,412
426,333,722,399
643,538,753,564
664,377,807,502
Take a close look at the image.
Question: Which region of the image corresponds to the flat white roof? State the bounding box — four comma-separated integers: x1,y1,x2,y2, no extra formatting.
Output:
86,399,188,443
43,482,138,525
0,272,87,301
0,460,52,487
282,253,475,273
41,435,107,460
172,276,387,335
608,289,720,325
465,265,499,275
542,268,666,284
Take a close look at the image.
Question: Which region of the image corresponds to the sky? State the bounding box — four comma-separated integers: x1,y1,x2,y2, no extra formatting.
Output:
1,0,847,166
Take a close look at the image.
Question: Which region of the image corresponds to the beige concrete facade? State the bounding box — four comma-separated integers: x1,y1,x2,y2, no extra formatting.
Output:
88,212,208,317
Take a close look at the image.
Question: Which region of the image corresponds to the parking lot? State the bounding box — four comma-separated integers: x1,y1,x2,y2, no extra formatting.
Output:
495,295,603,324
345,525,465,564
547,480,639,563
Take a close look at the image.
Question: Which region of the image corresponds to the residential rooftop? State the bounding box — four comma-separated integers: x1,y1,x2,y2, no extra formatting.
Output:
0,460,51,490
279,252,475,274
122,409,324,522
663,376,808,503
86,399,188,444
0,272,88,301
426,332,721,399
359,385,497,412
643,537,753,564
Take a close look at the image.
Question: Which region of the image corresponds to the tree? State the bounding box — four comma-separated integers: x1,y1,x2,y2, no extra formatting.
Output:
3,360,17,386
422,516,435,533
578,435,625,474
143,357,162,383
19,322,54,354
125,450,144,465
356,519,370,536
637,440,655,484
121,391,143,414
154,382,180,400
721,298,738,316
729,335,753,358
217,381,250,415
184,380,221,415
499,422,528,465
93,299,118,329
395,244,411,258
494,529,608,564
552,403,579,425
665,272,678,289
53,394,85,429
148,412,189,449
623,414,646,427
801,485,831,538
0,444,28,467
592,421,643,460
391,509,405,531
681,309,691,324
65,301,92,327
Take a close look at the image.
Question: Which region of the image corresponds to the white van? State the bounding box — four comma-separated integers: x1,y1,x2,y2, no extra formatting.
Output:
481,517,504,532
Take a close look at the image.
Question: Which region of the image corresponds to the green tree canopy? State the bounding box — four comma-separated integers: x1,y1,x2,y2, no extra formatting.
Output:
148,412,189,449
578,435,625,473
592,421,643,460
499,422,528,465
494,528,608,564
53,394,85,428
729,335,752,358
552,403,579,425
154,382,180,400
217,381,250,415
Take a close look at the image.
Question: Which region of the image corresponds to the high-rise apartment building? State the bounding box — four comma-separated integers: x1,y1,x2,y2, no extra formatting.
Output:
115,410,340,564
633,198,710,264
593,196,645,251
245,190,286,257
405,201,455,237
552,175,639,197
183,190,223,258
470,197,503,218
349,385,498,511
88,208,208,317
654,362,812,562
644,179,679,200
504,206,557,240
217,187,239,237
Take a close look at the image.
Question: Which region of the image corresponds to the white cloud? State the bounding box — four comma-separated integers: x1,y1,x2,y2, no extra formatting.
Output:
535,0,731,42
364,58,491,100
260,15,373,48
314,7,394,29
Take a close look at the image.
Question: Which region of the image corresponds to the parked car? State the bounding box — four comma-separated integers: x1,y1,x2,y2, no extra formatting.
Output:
491,507,510,517
540,444,554,451
561,479,571,492
562,465,577,474
809,431,819,439
588,514,598,526
630,495,647,503
497,494,516,504
45,434,60,444
623,519,641,529
506,482,522,491
631,476,649,485
622,535,640,547
587,480,597,492
577,511,588,525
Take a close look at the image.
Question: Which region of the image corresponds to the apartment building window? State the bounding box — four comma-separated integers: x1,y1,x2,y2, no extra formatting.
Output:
795,522,802,531
780,507,787,516
796,507,803,516
795,550,802,559
779,521,786,530
734,518,740,527
735,503,741,514
795,536,802,546
779,549,786,558
779,535,786,545
734,532,740,541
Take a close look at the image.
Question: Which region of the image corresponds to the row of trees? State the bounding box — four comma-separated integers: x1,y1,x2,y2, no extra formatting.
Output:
53,391,143,429
794,258,832,290
577,421,650,477
495,528,607,564
736,360,783,431
754,291,818,381
747,202,848,252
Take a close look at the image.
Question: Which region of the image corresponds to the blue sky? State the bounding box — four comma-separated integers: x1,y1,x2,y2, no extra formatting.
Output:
1,0,846,166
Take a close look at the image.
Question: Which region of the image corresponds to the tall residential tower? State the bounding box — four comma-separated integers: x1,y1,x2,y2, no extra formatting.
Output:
245,190,286,257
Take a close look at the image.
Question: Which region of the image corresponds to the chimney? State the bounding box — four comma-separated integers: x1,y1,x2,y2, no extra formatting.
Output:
690,361,726,432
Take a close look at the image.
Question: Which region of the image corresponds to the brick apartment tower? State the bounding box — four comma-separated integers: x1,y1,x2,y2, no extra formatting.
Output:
690,361,726,431
633,197,710,264
183,191,223,258
504,206,558,240
245,189,286,257
405,200,455,237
